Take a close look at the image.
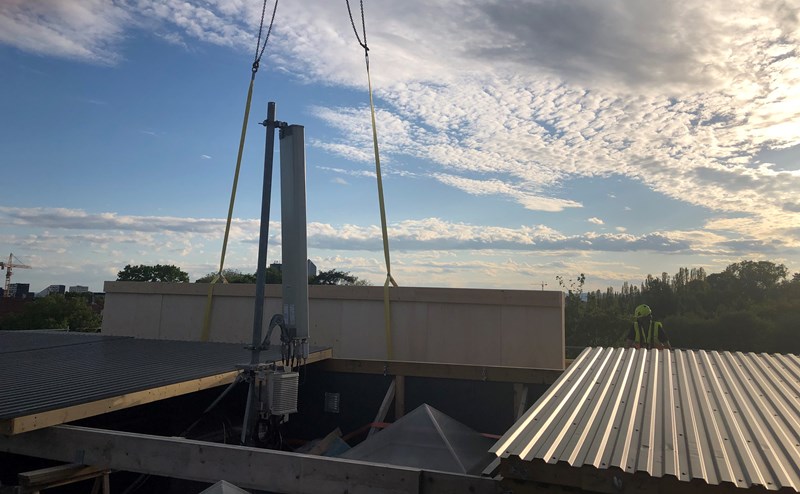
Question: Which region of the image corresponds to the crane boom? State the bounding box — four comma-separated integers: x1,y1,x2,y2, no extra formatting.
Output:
0,253,32,298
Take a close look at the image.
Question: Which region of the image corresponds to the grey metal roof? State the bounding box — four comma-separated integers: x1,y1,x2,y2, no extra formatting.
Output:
491,347,800,491
0,330,328,420
0,330,125,354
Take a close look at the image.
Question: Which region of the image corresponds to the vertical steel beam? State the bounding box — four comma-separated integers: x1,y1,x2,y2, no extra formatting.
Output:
251,102,278,365
242,102,278,446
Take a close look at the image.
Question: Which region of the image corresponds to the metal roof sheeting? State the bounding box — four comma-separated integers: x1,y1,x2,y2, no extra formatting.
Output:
491,347,800,491
0,330,328,420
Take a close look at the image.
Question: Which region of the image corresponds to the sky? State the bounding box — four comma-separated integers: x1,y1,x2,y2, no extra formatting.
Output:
1,0,799,294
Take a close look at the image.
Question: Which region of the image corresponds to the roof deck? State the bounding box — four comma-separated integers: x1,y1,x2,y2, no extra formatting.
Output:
0,330,331,435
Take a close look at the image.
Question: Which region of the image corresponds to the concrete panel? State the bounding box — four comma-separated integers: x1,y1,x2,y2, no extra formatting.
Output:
499,306,563,369
308,299,343,352
208,295,255,344
102,282,565,369
159,295,206,340
338,301,386,360
102,294,162,339
390,301,429,361
426,304,501,366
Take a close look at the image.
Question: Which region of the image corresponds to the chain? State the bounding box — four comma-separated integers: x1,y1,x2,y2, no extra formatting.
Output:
253,0,280,73
346,0,368,52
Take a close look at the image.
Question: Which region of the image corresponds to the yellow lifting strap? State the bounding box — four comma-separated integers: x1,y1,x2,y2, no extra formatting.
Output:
367,57,399,359
201,0,278,341
200,74,256,342
348,0,398,359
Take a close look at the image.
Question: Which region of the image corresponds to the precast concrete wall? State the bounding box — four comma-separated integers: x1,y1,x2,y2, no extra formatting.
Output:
102,282,565,369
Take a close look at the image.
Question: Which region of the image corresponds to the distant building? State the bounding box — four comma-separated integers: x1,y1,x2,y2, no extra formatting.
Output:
69,285,89,293
269,260,317,278
36,285,66,298
307,260,317,278
8,283,30,299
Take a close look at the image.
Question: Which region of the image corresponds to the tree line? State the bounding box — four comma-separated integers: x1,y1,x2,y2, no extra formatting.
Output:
562,260,800,356
0,264,368,332
0,292,102,332
116,264,370,286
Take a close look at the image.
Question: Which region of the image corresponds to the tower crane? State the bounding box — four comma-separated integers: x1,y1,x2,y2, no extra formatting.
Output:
0,253,32,298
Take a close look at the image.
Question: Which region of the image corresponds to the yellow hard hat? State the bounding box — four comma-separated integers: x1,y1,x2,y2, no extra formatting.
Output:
634,304,652,318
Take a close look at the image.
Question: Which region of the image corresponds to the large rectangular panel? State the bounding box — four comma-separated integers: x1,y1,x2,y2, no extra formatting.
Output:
102,282,565,369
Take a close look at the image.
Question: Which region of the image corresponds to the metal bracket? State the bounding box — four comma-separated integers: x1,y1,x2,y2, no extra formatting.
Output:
260,119,288,128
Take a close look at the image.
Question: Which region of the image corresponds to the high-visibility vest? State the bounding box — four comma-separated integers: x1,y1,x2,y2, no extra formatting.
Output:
633,320,663,348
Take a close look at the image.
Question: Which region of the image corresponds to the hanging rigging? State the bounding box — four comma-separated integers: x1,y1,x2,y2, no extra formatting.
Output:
201,0,280,342
346,0,399,360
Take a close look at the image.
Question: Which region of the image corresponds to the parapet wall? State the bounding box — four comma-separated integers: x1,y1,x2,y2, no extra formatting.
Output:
102,282,565,369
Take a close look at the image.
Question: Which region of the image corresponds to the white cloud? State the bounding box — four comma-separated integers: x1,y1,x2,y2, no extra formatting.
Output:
0,0,128,63
1,206,795,292
317,166,376,179
432,174,582,212
4,2,799,231
2,1,800,287
200,154,212,160
588,217,604,225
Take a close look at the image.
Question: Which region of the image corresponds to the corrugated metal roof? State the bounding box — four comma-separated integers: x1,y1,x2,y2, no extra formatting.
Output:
0,330,125,354
491,347,800,491
0,330,328,420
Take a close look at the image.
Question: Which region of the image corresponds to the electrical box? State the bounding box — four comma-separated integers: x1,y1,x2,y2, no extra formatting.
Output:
266,369,299,415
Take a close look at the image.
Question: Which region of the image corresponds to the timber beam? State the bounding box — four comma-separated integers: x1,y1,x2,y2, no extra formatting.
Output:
0,371,239,436
0,425,500,494
316,358,563,385
17,463,110,493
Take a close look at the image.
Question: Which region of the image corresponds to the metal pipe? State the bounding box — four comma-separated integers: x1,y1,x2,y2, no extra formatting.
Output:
250,101,277,365
240,378,257,445
242,102,278,446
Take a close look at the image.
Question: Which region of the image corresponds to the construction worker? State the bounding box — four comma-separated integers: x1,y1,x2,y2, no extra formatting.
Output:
626,304,671,349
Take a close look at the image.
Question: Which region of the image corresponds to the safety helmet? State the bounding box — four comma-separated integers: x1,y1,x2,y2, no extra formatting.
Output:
634,304,652,319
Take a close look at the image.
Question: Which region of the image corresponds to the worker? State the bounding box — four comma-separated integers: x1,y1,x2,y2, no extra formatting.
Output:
626,304,671,349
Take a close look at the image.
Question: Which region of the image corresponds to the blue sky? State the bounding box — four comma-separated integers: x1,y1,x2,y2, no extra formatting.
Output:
1,0,799,293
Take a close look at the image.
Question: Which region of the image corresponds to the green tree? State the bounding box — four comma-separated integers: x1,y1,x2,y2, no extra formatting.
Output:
195,267,281,284
557,273,587,355
722,260,788,301
196,269,255,284
310,269,369,286
117,264,189,282
0,295,101,331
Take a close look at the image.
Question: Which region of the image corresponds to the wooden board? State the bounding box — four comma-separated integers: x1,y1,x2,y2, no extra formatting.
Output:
0,425,501,494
